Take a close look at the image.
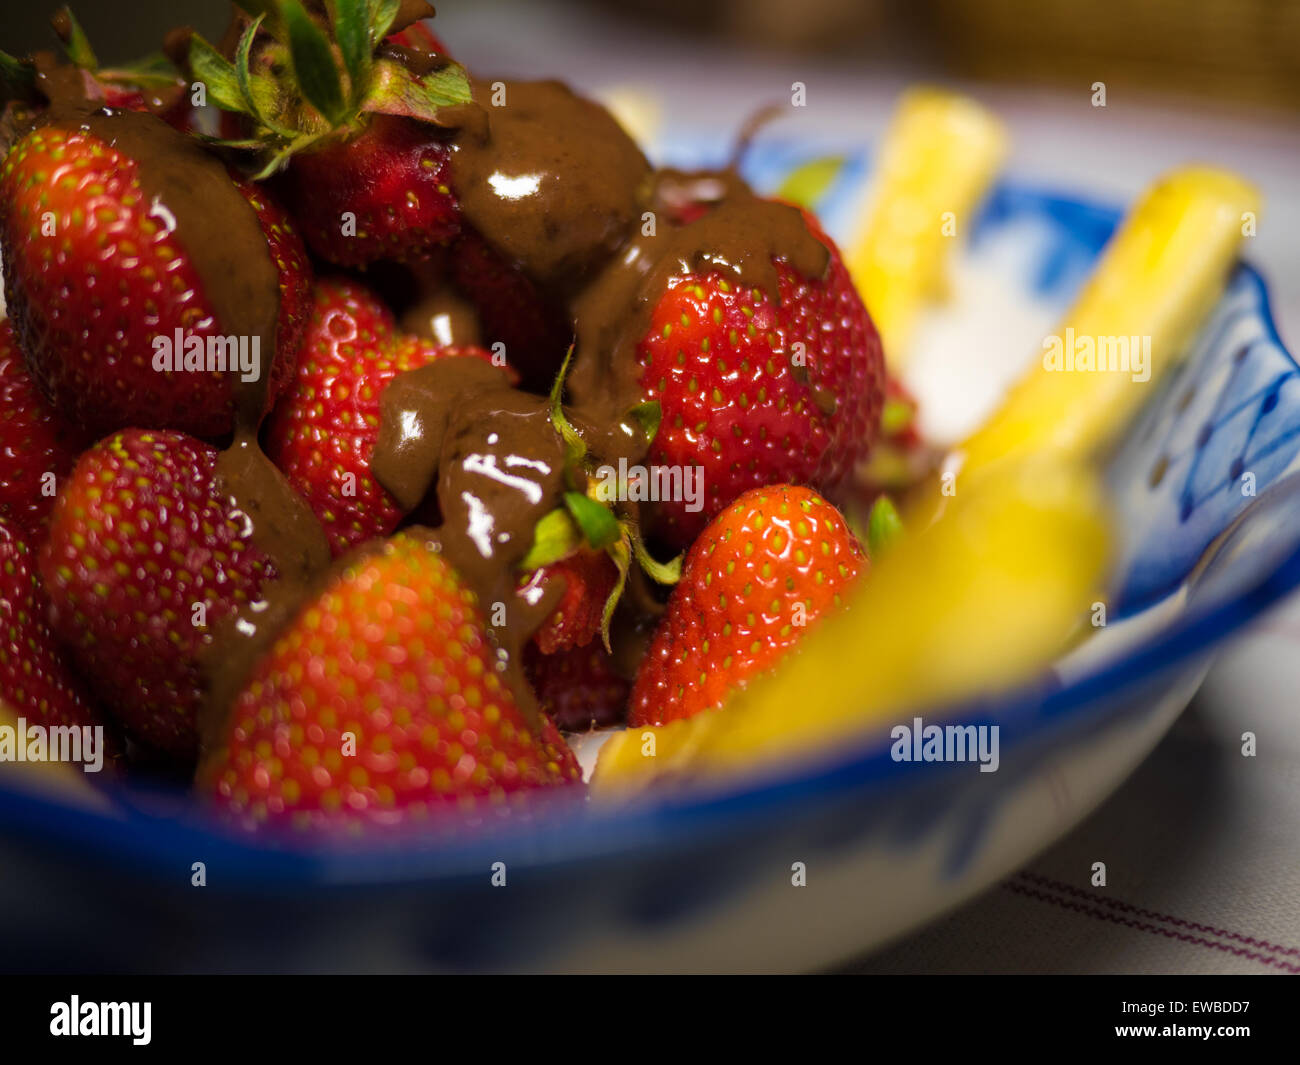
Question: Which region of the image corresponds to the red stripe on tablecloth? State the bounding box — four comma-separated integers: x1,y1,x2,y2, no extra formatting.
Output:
1014,871,1300,959
1001,877,1300,973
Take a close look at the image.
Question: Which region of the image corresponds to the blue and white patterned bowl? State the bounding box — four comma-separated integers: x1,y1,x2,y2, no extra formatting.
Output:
1,138,1296,973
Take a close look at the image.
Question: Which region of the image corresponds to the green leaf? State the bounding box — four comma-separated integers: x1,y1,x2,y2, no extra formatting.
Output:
234,14,265,109
363,57,470,122
98,68,182,91
600,532,631,652
251,130,324,179
188,33,252,115
100,51,178,87
866,495,904,558
370,0,402,44
519,509,580,571
332,0,371,105
564,492,619,551
0,51,36,103
238,0,278,17
54,7,98,71
775,155,845,210
281,0,348,125
628,400,662,446
232,14,296,137
548,346,587,469
629,526,682,585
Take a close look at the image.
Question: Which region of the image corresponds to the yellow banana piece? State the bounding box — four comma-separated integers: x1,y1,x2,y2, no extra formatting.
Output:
847,87,1008,368
594,461,1109,797
961,166,1261,472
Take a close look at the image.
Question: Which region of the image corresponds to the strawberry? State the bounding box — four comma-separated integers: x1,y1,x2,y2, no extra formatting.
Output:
451,230,573,389
636,207,885,548
278,112,459,267
525,641,629,731
0,114,312,438
265,277,507,556
628,484,865,727
0,517,117,754
518,547,619,655
189,0,470,268
201,529,583,834
40,429,278,758
0,318,89,537
0,9,188,133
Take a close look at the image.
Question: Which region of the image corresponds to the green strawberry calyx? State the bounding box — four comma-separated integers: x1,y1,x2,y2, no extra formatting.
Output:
185,0,471,178
521,348,683,649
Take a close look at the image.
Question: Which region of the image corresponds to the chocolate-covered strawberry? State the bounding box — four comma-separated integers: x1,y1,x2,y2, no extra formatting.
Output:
0,109,311,438
575,180,886,549
40,430,282,758
266,277,507,555
201,530,583,835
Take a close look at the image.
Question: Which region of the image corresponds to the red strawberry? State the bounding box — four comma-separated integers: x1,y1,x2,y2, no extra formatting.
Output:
0,518,117,755
201,530,583,834
526,641,629,731
636,207,885,548
191,1,470,268
629,484,865,727
265,277,506,556
0,318,89,537
40,430,278,758
518,547,618,655
451,230,573,389
278,112,460,268
0,114,311,438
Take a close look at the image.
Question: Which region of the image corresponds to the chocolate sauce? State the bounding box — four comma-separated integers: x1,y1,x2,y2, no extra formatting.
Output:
401,284,483,347
372,356,571,724
34,67,283,424
446,78,652,294
391,0,439,37
567,168,831,421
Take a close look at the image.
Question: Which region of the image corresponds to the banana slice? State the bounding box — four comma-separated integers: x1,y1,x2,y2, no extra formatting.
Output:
594,460,1109,796
961,166,1262,471
846,87,1008,368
